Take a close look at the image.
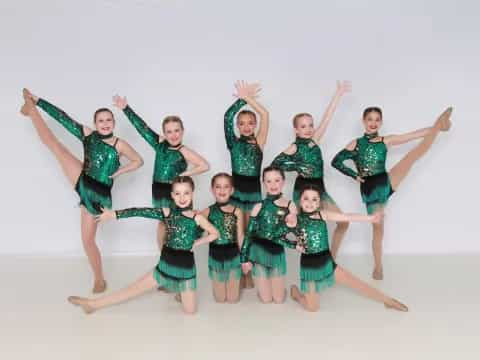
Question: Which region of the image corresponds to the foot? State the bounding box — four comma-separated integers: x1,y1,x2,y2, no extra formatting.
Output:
290,285,301,302
372,268,384,280
92,279,107,294
384,298,409,312
67,296,96,314
20,89,35,116
436,107,453,132
174,293,181,303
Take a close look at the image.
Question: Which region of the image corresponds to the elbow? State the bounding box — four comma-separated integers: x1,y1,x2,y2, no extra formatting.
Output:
203,162,211,173
137,158,144,168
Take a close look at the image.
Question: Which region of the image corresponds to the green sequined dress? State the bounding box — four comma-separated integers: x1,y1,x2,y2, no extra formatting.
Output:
224,100,263,211
36,98,120,215
331,133,394,214
116,206,200,292
295,211,337,293
271,137,336,206
207,203,242,282
240,194,296,278
123,105,187,208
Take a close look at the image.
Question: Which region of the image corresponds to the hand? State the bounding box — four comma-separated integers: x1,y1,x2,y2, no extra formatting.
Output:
23,88,39,103
371,212,384,224
95,208,116,223
234,80,261,100
109,170,121,179
296,244,306,253
356,176,365,183
241,262,252,274
285,213,296,226
112,95,128,110
336,80,352,96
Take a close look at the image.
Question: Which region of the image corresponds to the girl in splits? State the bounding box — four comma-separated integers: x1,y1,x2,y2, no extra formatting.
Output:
240,166,298,304
331,106,452,280
201,173,244,303
290,185,408,312
69,176,219,315
20,89,143,293
112,95,209,253
271,80,351,258
224,81,269,288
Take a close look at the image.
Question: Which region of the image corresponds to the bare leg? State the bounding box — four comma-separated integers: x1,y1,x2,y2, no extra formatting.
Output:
212,280,227,303
389,107,452,191
255,274,273,303
334,266,408,311
371,215,385,280
180,290,197,315
225,276,240,303
68,271,158,314
271,276,286,304
80,207,105,293
240,211,255,289
290,284,320,312
323,202,349,259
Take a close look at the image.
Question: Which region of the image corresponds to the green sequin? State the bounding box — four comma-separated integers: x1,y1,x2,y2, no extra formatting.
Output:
295,212,329,254
37,98,84,140
82,132,120,186
224,100,263,177
208,204,238,245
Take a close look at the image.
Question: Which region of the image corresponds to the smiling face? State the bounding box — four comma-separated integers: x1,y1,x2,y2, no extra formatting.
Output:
171,182,193,208
163,120,184,146
362,108,383,134
94,110,115,135
299,189,321,213
294,114,314,138
211,176,234,204
237,112,257,137
262,169,285,195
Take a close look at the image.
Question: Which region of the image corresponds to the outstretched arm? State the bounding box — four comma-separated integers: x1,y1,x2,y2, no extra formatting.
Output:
109,139,144,179
313,81,351,142
321,209,383,223
95,207,165,223
271,144,297,172
331,140,362,182
383,127,432,146
179,147,210,177
113,95,161,148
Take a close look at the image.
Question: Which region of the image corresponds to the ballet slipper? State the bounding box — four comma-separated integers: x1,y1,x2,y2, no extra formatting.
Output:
20,93,34,116
68,296,96,314
92,279,107,294
384,298,409,312
372,268,384,280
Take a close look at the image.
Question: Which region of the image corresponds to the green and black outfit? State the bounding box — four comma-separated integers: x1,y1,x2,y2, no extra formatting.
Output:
36,98,120,215
224,100,263,211
240,194,296,278
207,203,242,282
295,211,337,293
123,106,187,208
116,206,200,292
331,133,393,214
271,136,336,206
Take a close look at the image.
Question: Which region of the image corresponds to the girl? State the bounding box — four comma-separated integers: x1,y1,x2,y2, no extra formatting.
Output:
290,185,408,312
240,166,297,304
201,173,244,303
224,81,269,288
271,81,351,258
20,89,143,293
112,95,209,251
331,106,452,279
68,176,219,315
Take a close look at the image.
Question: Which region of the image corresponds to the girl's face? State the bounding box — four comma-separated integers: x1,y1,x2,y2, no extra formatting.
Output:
263,170,285,195
294,116,314,138
164,121,184,146
363,111,383,134
237,113,257,137
95,111,115,135
300,190,321,213
171,183,193,208
211,177,234,204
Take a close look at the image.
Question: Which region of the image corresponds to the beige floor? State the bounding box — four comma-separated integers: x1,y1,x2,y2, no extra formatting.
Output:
1,253,479,360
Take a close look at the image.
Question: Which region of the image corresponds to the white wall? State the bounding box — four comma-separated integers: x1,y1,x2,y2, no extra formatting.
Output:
1,0,478,255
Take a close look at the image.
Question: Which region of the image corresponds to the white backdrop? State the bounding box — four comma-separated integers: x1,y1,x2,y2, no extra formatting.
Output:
1,0,478,255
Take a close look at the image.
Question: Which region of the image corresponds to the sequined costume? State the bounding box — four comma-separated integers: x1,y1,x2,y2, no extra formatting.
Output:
294,211,336,293
240,194,296,278
116,206,200,292
224,100,263,211
271,137,336,206
37,98,120,215
123,106,187,208
207,203,242,282
331,133,394,214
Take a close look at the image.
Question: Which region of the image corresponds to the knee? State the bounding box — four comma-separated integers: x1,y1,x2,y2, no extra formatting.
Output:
272,294,286,304
304,297,320,312
182,304,197,315
214,293,226,303
226,294,240,304
258,292,273,304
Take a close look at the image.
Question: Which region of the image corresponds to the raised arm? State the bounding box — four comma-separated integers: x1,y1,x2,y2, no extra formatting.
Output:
191,214,220,250
113,95,161,148
313,81,351,142
331,140,361,181
321,209,382,224
383,127,432,146
224,98,246,149
178,146,210,177
109,139,144,179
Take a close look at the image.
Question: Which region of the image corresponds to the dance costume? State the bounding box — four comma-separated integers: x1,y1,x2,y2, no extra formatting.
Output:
116,206,199,292
207,203,242,282
37,99,120,215
224,100,263,211
295,211,337,293
271,137,336,206
240,194,295,278
123,106,187,208
331,133,394,214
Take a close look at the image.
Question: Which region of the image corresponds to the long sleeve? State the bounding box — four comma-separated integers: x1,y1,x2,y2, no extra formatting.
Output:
115,207,164,221
224,99,246,150
123,105,160,148
37,98,84,141
271,152,297,172
240,216,257,262
331,149,358,179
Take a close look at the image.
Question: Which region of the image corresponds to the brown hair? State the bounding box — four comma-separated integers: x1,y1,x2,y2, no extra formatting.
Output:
93,108,115,123
162,115,184,132
363,107,382,120
299,184,322,199
262,165,285,181
237,110,257,124
211,172,234,188
292,113,313,128
172,175,195,191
